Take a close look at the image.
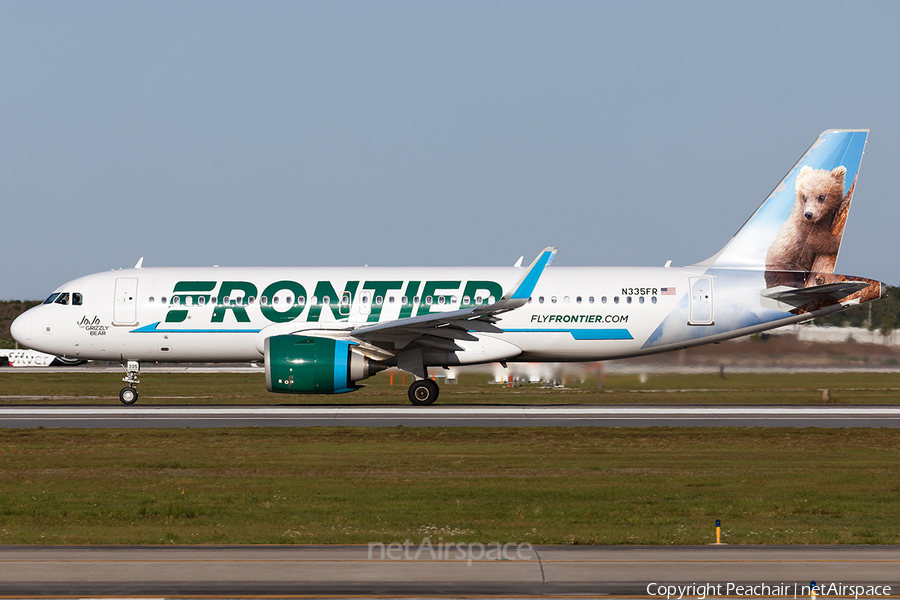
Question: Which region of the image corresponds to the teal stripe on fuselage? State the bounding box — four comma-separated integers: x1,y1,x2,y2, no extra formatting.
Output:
504,328,633,340
130,322,261,334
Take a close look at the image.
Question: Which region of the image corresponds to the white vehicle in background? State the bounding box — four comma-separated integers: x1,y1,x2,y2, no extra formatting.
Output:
0,349,83,367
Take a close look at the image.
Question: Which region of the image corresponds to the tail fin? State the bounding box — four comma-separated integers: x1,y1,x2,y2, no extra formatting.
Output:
696,129,868,287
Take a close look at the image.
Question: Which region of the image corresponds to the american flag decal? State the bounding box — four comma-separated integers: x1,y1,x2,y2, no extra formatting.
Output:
661,287,676,295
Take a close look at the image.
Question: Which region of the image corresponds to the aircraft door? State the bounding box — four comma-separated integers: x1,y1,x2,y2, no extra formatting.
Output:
688,276,714,325
113,278,139,325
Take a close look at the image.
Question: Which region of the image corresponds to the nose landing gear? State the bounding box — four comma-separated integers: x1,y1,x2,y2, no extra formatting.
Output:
119,360,140,405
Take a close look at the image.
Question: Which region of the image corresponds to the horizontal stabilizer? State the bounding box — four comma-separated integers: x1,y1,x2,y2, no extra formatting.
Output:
760,281,868,307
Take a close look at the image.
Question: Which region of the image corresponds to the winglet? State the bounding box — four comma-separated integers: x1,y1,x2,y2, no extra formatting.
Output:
507,247,556,301
134,257,144,269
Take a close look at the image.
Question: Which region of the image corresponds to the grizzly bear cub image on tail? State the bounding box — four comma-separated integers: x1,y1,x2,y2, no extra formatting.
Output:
764,165,848,288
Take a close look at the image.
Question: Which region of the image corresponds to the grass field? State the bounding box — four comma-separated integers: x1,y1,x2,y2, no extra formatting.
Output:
2,371,899,546
2,369,900,404
0,427,898,546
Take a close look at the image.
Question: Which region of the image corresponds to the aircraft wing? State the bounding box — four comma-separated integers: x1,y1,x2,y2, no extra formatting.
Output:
348,247,556,353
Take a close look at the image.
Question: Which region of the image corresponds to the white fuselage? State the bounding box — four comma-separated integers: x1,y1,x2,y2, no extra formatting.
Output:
11,264,831,366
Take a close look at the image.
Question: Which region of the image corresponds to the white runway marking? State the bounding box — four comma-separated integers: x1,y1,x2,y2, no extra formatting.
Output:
2,405,900,416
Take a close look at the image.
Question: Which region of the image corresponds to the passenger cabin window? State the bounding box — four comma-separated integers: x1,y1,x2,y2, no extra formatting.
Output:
149,297,155,304
576,296,582,304
601,296,607,304
589,297,595,304
160,297,167,304
639,296,645,304
652,297,658,304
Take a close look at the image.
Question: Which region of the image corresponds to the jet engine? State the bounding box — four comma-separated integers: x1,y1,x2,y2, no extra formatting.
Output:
265,335,384,394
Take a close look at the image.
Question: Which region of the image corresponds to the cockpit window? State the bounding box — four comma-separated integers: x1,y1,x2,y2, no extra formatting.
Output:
55,293,70,305
72,293,83,306
43,293,61,305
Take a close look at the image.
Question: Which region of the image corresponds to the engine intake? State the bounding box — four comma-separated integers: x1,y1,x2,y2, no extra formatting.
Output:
265,335,384,394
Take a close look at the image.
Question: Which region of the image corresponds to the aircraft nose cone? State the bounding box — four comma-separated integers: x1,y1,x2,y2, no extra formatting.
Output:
10,312,32,345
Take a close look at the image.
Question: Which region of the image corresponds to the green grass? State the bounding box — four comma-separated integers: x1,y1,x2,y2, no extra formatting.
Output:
2,370,900,404
0,427,899,545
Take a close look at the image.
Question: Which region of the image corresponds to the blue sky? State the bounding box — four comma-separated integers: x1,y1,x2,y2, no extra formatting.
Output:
2,1,899,299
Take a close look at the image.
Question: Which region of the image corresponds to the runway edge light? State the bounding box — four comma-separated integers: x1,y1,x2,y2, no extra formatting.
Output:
709,518,728,545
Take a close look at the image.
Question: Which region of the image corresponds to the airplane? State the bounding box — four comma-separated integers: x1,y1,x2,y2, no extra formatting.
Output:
11,129,885,406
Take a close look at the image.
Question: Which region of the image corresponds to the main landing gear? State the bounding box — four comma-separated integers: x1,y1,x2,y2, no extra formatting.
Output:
408,379,439,406
119,360,140,405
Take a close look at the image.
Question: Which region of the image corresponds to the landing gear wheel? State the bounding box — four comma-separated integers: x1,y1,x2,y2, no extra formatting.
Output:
119,387,139,405
408,379,440,406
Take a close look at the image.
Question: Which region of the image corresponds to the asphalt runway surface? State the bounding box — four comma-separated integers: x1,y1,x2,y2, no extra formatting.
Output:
0,545,897,598
2,404,900,428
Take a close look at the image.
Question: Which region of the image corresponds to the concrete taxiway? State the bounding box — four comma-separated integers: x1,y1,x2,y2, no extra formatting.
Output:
2,404,900,428
0,545,897,597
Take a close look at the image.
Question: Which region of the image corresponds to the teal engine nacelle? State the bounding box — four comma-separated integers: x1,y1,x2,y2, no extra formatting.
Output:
265,335,385,394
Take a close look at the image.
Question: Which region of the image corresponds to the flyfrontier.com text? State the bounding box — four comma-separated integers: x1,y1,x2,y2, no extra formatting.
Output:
647,583,892,599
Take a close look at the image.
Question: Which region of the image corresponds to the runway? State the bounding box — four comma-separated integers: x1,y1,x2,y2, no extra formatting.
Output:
0,545,897,597
2,404,900,428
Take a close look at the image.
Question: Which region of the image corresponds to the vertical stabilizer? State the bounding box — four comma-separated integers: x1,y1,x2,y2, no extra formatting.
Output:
696,129,868,288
